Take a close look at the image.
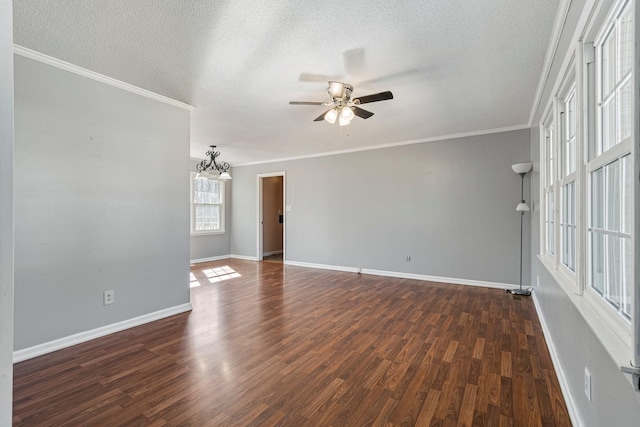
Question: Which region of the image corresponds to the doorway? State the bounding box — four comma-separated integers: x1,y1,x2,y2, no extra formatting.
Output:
257,172,285,262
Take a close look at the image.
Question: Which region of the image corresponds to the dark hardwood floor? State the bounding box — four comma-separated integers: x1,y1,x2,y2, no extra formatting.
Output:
13,259,571,426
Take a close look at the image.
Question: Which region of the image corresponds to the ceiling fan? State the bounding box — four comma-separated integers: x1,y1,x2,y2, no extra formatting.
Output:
289,81,393,126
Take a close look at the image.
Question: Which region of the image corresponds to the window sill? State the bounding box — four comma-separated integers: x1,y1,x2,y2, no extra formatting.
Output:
190,231,226,237
537,254,632,373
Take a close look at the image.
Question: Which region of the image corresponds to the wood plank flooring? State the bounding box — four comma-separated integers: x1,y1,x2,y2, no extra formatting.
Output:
13,259,571,426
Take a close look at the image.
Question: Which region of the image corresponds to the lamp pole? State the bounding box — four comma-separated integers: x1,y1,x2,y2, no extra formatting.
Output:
518,173,525,294
510,162,532,296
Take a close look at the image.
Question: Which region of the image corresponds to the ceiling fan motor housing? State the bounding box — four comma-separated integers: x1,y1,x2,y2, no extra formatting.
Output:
328,81,353,101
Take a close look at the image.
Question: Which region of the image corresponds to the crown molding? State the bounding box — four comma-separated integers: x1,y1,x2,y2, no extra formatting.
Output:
528,0,573,126
13,45,194,112
234,123,530,167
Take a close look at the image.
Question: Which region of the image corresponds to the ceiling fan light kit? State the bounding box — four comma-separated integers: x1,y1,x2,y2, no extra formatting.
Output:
290,81,393,126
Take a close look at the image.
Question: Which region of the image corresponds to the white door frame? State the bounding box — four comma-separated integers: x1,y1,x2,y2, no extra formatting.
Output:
256,172,286,261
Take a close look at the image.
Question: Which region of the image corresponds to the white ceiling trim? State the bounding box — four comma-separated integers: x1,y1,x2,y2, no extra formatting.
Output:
13,45,195,112
528,0,572,126
233,123,531,167
536,0,600,129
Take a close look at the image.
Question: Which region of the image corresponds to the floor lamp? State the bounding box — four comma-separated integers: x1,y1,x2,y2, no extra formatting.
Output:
511,162,532,296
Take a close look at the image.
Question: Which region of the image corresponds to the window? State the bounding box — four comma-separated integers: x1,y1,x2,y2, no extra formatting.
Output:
190,172,225,234
560,86,577,272
543,123,556,256
539,0,635,352
587,0,633,320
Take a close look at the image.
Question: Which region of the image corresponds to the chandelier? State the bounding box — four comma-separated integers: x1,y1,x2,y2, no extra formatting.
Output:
195,145,232,180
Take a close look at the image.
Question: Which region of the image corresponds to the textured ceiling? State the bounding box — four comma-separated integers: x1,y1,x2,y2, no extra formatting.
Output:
13,0,559,165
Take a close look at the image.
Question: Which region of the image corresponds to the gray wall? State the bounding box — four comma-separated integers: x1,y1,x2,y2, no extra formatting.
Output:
0,0,14,422
13,55,191,350
189,159,231,261
232,129,531,285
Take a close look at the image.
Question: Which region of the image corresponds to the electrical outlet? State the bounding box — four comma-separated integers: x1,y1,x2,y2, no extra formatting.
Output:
584,367,592,402
103,290,114,306
536,275,540,287
406,256,411,262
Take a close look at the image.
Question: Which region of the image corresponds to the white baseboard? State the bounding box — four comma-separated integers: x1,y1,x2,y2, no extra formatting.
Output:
13,303,193,363
361,268,517,290
190,255,231,264
285,260,359,273
532,293,583,427
230,254,260,261
284,260,517,290
263,250,283,256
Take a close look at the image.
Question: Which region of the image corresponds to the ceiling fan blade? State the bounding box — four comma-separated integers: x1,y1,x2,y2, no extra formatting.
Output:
358,68,420,85
353,91,394,104
352,106,374,119
289,101,326,105
313,109,333,122
299,72,341,82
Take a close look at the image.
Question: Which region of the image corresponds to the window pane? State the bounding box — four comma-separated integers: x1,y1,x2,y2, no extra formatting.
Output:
605,235,621,309
601,30,616,96
565,92,576,176
605,161,620,231
618,80,632,142
591,232,605,295
546,189,555,254
563,225,569,268
546,132,554,186
569,226,576,271
567,95,575,137
562,182,576,271
622,237,632,318
601,98,615,153
591,168,604,229
195,204,220,231
194,179,221,204
622,154,632,233
567,138,576,175
619,7,633,78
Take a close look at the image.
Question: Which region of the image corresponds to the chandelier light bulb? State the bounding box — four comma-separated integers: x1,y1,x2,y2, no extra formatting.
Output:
325,108,338,124
341,107,354,121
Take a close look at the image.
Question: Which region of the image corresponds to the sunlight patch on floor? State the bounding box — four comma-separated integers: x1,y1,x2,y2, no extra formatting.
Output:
189,272,201,288
203,266,242,283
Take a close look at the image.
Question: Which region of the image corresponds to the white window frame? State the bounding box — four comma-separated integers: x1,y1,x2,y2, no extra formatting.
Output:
559,82,578,278
538,0,636,367
584,0,633,329
542,111,557,260
190,171,226,235
541,70,580,290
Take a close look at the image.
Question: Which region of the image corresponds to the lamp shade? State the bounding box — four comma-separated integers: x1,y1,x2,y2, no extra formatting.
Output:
516,201,530,212
324,109,338,124
195,172,209,180
512,163,532,174
340,107,354,121
218,171,232,181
